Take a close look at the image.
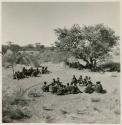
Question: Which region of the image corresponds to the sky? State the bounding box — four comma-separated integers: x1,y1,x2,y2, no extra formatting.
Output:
2,2,120,47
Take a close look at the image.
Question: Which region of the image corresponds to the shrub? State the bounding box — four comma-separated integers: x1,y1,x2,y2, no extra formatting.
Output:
2,88,32,123
100,62,120,72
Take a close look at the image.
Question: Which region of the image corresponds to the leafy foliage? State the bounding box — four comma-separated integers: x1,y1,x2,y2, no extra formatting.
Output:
54,24,119,69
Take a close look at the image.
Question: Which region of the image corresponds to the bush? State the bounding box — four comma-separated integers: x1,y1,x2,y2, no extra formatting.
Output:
100,62,120,72
2,88,32,123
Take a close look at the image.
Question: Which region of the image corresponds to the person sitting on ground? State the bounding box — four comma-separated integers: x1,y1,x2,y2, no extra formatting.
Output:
85,76,88,80
74,84,82,94
71,75,77,84
83,78,88,86
84,82,94,94
78,75,83,85
44,66,48,73
41,81,49,92
22,67,26,76
41,66,45,74
52,78,56,85
95,81,105,93
66,83,71,94
13,72,17,79
16,71,21,80
62,85,67,94
87,79,93,86
53,82,59,94
69,82,74,94
57,84,64,95
48,78,56,93
56,77,61,85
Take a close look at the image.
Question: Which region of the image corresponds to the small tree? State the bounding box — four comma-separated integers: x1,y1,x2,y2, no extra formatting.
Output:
54,24,119,70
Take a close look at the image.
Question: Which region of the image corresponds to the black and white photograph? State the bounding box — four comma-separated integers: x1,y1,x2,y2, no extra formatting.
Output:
1,1,120,124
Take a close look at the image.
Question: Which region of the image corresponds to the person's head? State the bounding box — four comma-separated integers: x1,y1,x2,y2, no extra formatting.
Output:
44,81,47,85
96,81,101,84
53,78,55,81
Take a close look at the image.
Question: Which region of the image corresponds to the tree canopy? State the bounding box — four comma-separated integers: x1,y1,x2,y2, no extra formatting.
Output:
54,24,119,69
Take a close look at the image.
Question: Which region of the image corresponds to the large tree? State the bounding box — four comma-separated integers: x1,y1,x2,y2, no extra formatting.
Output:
54,24,119,69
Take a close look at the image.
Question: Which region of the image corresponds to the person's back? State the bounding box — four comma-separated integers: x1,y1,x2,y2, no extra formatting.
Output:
84,83,94,94
83,78,88,86
95,81,103,93
57,85,63,95
74,84,81,94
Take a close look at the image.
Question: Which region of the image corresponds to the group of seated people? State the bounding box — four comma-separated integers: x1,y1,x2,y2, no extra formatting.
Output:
41,75,106,95
13,66,48,80
66,61,84,70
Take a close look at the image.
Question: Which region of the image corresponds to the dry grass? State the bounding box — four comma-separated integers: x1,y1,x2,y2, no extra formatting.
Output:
2,62,120,123
2,88,32,123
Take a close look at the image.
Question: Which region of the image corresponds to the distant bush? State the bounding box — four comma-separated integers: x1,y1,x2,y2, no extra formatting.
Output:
100,62,120,72
2,88,32,123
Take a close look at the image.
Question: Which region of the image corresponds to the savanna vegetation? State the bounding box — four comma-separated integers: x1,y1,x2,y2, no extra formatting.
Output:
2,24,120,123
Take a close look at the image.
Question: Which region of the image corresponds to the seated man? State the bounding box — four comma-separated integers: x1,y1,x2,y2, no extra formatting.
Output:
83,78,88,86
56,77,61,85
69,83,74,94
73,84,82,94
44,67,48,73
41,67,45,74
57,84,64,95
62,85,67,95
84,83,94,94
52,78,56,85
78,75,83,85
71,75,77,85
13,72,17,79
48,78,56,93
95,81,104,93
41,81,49,92
66,83,71,94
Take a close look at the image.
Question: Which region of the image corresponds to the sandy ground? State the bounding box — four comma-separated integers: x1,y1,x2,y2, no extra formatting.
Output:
2,62,120,123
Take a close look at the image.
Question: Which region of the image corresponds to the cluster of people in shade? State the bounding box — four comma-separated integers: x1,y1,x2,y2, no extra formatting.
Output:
41,75,106,95
13,66,48,80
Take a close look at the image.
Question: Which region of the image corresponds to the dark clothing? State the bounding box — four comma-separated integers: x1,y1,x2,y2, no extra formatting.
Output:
95,83,103,93
57,86,63,95
42,85,49,92
84,84,94,94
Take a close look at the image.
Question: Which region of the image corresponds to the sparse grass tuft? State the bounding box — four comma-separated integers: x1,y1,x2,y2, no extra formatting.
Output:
2,88,32,123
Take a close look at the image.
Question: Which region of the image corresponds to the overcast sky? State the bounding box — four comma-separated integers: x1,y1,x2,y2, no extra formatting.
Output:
2,2,120,46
